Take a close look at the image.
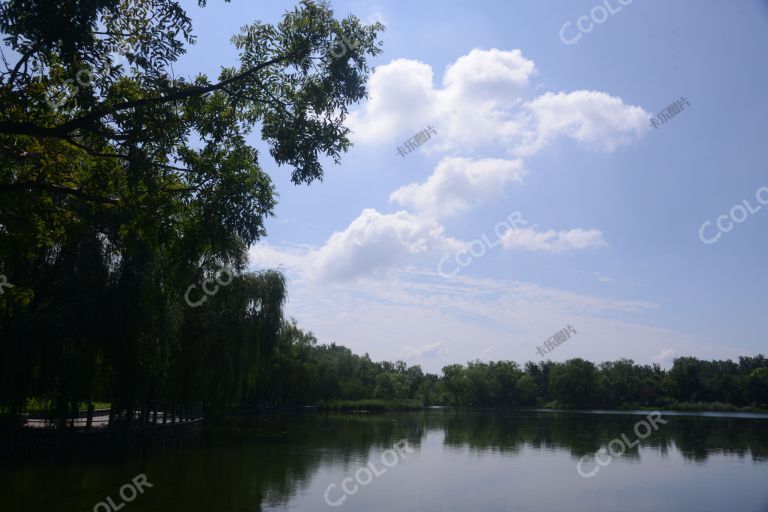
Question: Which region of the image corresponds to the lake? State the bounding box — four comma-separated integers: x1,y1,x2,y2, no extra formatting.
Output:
2,408,768,511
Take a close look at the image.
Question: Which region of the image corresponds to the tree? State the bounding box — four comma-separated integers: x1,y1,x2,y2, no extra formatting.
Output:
747,368,768,406
442,364,467,406
465,362,497,406
0,0,383,422
669,357,704,402
515,374,537,405
548,359,597,408
491,361,524,406
597,359,639,407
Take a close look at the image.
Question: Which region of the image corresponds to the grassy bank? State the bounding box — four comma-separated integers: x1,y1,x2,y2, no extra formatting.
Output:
318,399,424,412
23,399,112,413
641,402,768,413
538,400,768,414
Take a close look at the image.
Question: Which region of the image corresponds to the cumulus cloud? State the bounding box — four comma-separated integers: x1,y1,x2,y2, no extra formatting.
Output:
349,48,648,155
389,157,526,218
442,48,535,98
515,91,650,156
348,59,437,144
349,49,536,151
308,208,464,282
500,227,607,252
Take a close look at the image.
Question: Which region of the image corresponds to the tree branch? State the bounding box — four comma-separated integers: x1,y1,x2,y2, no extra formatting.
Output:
0,52,298,139
8,52,31,86
64,137,125,160
0,180,120,205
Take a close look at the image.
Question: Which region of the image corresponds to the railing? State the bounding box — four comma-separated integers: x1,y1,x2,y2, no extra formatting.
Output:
20,401,204,430
0,401,205,455
105,401,204,430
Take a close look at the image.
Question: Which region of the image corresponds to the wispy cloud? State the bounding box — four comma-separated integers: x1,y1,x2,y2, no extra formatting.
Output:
651,348,677,366
400,342,447,359
246,247,745,370
500,227,607,252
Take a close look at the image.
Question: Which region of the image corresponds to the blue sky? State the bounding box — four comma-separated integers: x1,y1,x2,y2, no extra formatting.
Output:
177,0,768,371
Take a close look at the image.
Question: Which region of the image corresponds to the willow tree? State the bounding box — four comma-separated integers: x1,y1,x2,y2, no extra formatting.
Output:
0,0,383,421
171,270,288,414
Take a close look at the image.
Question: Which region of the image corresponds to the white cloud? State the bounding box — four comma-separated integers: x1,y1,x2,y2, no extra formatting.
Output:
349,49,648,155
594,272,614,283
249,242,312,271
307,208,464,282
500,227,607,252
349,49,536,151
477,346,495,359
389,157,526,218
400,341,447,359
366,11,388,27
249,244,658,316
442,48,535,98
515,91,650,156
651,348,677,365
249,219,607,287
348,59,436,144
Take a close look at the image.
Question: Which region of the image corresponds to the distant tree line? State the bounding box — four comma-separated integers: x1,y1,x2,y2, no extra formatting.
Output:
251,322,768,410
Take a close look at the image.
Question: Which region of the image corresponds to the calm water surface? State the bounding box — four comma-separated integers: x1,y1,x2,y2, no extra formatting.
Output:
2,409,768,512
